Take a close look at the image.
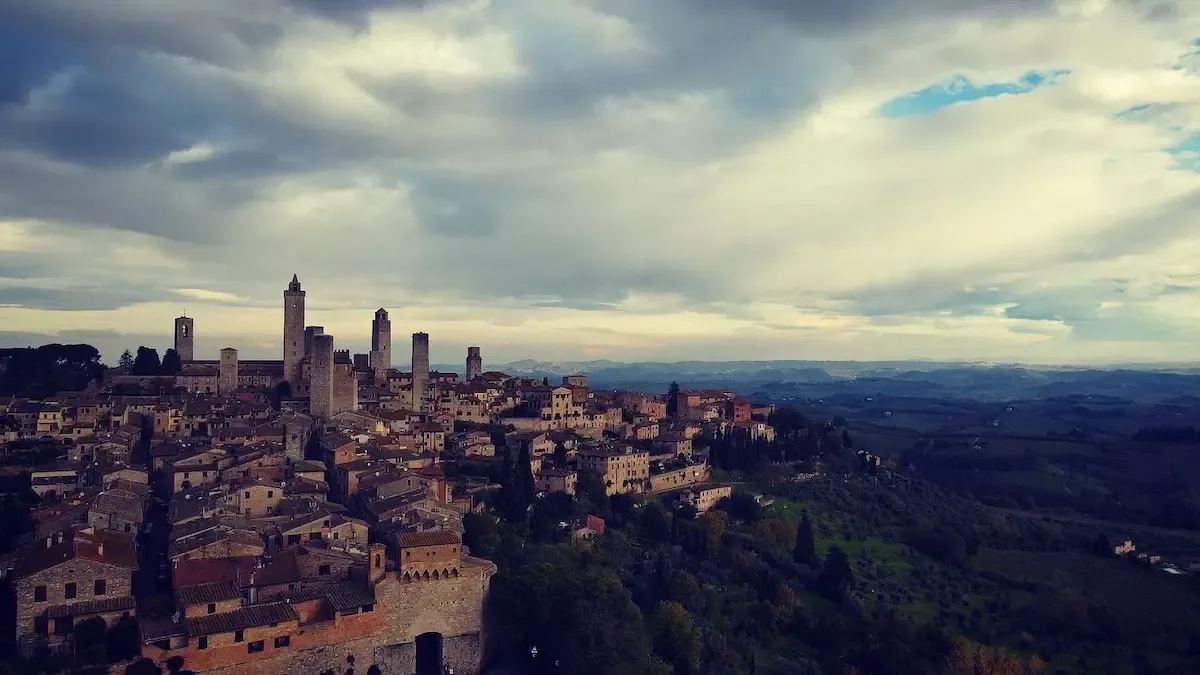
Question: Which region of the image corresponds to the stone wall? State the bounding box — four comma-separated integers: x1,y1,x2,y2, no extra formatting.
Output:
411,333,430,413
218,349,238,396
310,335,334,419
129,558,495,675
284,280,306,389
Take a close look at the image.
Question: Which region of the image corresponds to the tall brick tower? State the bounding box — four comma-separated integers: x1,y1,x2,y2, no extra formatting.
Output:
411,332,429,412
283,274,306,392
173,316,194,362
310,334,334,419
466,346,482,381
370,308,391,385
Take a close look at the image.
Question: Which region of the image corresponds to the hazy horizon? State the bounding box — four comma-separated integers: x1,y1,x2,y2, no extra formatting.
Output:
3,2,1200,365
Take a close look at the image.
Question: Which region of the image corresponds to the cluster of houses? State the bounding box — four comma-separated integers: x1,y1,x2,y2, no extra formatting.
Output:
0,372,771,670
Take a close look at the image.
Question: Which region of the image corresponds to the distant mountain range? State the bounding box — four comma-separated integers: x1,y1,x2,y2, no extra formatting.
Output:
427,359,1200,402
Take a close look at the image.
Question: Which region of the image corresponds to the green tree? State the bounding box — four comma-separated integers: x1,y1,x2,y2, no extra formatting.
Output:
462,512,500,558
818,546,854,601
160,348,183,375
131,346,161,376
1092,533,1112,557
118,349,134,370
667,381,680,418
650,601,702,675
793,512,820,567
553,440,568,468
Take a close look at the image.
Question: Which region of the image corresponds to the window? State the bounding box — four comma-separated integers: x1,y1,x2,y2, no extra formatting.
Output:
198,636,209,650
64,582,77,600
362,604,374,613
318,564,331,576
332,532,339,540
207,603,216,614
244,491,250,498
234,629,244,643
248,640,265,653
267,490,274,498
274,635,290,648
34,616,48,635
34,585,47,601
94,579,106,596
287,534,301,546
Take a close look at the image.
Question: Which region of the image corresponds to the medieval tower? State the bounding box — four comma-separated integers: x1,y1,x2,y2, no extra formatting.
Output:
371,308,392,385
174,316,194,362
411,332,429,412
218,347,238,395
466,346,482,381
283,274,306,392
310,333,334,418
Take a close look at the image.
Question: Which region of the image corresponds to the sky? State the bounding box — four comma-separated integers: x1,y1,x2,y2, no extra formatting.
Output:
2,0,1200,366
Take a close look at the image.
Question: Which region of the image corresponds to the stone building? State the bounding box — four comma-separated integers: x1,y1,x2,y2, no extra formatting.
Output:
218,348,238,396
310,335,334,419
371,309,391,385
14,528,138,656
465,347,482,382
140,540,495,675
175,316,195,362
283,275,306,390
411,333,430,413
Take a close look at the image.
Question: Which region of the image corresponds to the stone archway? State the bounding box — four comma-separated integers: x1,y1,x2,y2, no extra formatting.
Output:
415,632,444,675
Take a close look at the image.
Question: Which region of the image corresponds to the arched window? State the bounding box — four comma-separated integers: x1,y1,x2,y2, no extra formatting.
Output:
374,554,381,568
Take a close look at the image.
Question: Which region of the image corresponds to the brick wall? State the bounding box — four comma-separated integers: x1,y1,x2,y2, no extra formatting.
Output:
16,559,132,637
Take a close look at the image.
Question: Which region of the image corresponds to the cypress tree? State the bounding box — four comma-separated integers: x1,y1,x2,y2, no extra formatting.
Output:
793,512,819,568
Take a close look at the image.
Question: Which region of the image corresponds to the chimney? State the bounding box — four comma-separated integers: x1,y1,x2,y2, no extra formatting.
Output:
98,542,105,556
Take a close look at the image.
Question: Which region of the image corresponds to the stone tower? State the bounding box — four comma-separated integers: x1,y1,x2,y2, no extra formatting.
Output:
218,348,238,395
283,274,306,391
173,316,194,362
411,332,429,413
466,346,482,381
310,334,334,419
371,308,391,385
304,325,325,356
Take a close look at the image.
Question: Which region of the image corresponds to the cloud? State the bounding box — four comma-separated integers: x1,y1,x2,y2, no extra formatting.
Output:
0,0,1199,364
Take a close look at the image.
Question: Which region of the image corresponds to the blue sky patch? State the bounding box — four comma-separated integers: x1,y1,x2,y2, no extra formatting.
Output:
878,69,1070,118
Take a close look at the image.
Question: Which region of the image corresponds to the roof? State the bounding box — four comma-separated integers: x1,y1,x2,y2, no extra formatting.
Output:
281,581,374,611
19,529,138,578
176,580,242,607
185,602,299,638
253,550,300,586
173,555,256,588
45,595,136,619
395,530,461,548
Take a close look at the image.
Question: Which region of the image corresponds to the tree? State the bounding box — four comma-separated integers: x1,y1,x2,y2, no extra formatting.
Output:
118,349,134,370
818,546,853,601
131,346,162,376
667,382,680,418
650,601,702,675
160,348,183,375
463,512,501,558
553,441,568,468
515,444,535,507
124,659,161,675
793,512,820,567
1092,533,1112,557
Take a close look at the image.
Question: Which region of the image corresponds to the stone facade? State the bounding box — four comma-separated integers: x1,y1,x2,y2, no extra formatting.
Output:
310,335,334,419
283,275,306,390
333,350,358,416
134,557,494,675
175,316,195,362
371,309,391,385
411,333,430,413
218,348,238,396
465,347,482,382
304,326,325,360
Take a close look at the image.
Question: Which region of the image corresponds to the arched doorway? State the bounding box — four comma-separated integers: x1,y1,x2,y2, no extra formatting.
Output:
415,632,444,675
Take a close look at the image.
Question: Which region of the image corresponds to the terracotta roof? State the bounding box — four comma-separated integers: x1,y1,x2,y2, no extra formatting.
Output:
185,602,298,638
19,529,138,577
173,555,256,588
45,595,136,619
253,550,301,587
281,581,374,611
176,580,242,607
395,530,460,548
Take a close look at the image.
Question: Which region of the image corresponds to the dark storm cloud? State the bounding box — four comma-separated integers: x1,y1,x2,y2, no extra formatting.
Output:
0,286,164,311
0,0,284,66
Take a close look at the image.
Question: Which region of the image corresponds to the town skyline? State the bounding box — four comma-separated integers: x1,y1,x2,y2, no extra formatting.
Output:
3,2,1200,365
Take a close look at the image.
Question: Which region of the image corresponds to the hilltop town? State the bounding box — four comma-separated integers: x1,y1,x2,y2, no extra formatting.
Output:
0,275,776,675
